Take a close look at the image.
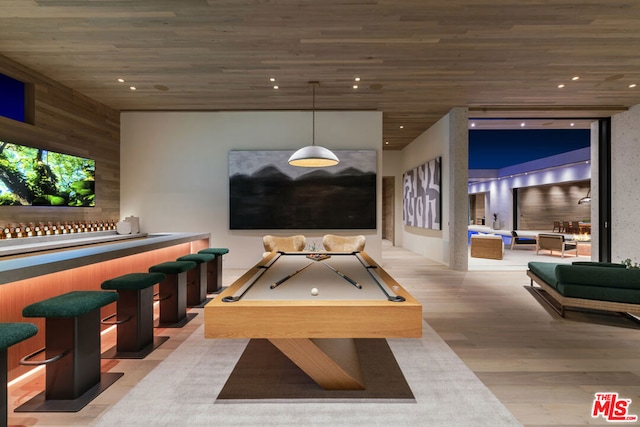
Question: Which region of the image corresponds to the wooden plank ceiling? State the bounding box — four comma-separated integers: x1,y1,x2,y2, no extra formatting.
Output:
1,0,639,149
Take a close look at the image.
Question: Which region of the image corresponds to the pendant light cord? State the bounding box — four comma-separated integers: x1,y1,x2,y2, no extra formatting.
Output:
312,83,316,146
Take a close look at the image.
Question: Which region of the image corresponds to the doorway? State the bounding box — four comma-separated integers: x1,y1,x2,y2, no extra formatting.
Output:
382,176,394,244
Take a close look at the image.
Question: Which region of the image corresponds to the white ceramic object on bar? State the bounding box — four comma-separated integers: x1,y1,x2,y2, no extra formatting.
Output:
116,221,132,235
124,216,140,234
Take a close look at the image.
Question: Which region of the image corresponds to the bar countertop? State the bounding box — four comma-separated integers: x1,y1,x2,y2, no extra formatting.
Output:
0,232,210,285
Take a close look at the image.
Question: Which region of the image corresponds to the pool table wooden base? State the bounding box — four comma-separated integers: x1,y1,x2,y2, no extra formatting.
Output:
269,338,364,390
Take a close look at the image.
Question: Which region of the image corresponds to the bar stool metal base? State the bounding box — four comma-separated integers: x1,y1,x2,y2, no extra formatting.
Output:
15,372,123,412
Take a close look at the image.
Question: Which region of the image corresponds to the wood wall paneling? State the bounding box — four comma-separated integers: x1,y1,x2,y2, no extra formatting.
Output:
469,193,486,224
0,54,120,227
518,181,591,231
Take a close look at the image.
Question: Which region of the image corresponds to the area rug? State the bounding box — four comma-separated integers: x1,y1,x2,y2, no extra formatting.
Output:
94,321,523,426
217,338,414,400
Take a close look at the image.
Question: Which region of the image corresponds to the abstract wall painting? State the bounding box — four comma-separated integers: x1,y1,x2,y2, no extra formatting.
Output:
403,157,441,229
229,150,376,230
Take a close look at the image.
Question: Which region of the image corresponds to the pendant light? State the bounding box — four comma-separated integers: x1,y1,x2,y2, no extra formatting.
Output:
288,81,340,168
578,189,591,204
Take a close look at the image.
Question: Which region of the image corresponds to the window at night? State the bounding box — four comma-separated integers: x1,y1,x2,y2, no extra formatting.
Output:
0,72,26,122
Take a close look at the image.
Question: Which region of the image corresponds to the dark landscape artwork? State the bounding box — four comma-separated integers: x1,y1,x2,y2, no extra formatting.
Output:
403,157,441,230
229,150,376,229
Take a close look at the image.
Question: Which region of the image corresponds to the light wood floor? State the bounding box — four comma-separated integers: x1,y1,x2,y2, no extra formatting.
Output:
8,244,640,426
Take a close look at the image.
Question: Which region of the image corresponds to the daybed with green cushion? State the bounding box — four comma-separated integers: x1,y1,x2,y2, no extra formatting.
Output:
527,261,640,317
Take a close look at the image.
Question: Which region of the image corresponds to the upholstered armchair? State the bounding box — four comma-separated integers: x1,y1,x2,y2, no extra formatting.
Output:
263,235,306,253
322,234,366,252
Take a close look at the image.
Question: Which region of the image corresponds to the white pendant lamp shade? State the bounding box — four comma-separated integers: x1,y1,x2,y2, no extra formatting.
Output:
288,81,339,168
578,189,591,204
288,145,339,167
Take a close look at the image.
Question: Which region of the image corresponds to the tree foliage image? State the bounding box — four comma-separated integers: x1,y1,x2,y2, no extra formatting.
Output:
0,141,95,207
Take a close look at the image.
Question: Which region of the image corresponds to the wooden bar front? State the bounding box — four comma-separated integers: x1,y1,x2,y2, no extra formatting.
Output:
0,232,210,382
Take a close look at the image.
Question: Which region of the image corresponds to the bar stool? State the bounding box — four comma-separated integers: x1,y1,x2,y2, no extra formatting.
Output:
17,291,122,412
177,254,216,307
197,247,229,293
148,260,198,327
1,322,38,426
100,272,169,359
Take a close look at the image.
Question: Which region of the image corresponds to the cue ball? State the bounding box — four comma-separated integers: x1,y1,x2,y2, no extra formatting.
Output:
311,287,319,296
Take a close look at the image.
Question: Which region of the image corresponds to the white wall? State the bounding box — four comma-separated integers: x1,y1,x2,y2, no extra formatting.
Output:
392,108,468,268
611,104,640,263
120,111,383,269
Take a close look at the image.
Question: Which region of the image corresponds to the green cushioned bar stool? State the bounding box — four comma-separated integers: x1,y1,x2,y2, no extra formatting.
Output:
17,291,122,412
177,254,215,307
1,322,37,426
197,247,229,293
101,272,168,359
149,261,198,328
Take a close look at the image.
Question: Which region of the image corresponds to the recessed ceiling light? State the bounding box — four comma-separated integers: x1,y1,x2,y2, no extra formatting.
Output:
270,77,276,82
117,78,125,83
570,122,575,127
558,84,565,88
352,85,358,89
129,86,136,91
400,125,404,129
273,85,279,89
385,141,389,145
520,122,525,127
470,123,476,127
354,77,360,82
630,83,637,88
572,76,580,81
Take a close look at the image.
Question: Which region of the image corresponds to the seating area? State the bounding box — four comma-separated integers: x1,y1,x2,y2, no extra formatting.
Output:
3,243,231,416
536,233,578,258
18,291,123,412
553,220,590,234
262,234,367,253
527,261,640,318
322,234,366,252
470,234,504,260
263,235,306,253
510,231,537,250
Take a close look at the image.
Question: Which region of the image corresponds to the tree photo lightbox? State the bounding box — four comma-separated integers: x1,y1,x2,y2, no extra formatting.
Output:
0,140,95,207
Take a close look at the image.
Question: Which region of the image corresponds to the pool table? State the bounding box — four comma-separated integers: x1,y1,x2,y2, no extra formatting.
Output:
204,251,422,390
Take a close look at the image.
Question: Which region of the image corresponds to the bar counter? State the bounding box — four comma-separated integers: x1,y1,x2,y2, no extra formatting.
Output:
0,232,210,381
0,232,210,285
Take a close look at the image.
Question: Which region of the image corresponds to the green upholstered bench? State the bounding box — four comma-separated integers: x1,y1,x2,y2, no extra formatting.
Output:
527,261,640,318
177,254,215,307
1,322,38,425
18,291,122,412
149,261,198,327
101,272,168,358
198,247,229,293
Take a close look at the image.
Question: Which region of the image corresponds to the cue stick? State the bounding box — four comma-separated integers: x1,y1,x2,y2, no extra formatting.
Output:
222,252,281,302
320,262,362,289
270,261,314,289
278,251,356,256
353,253,405,302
